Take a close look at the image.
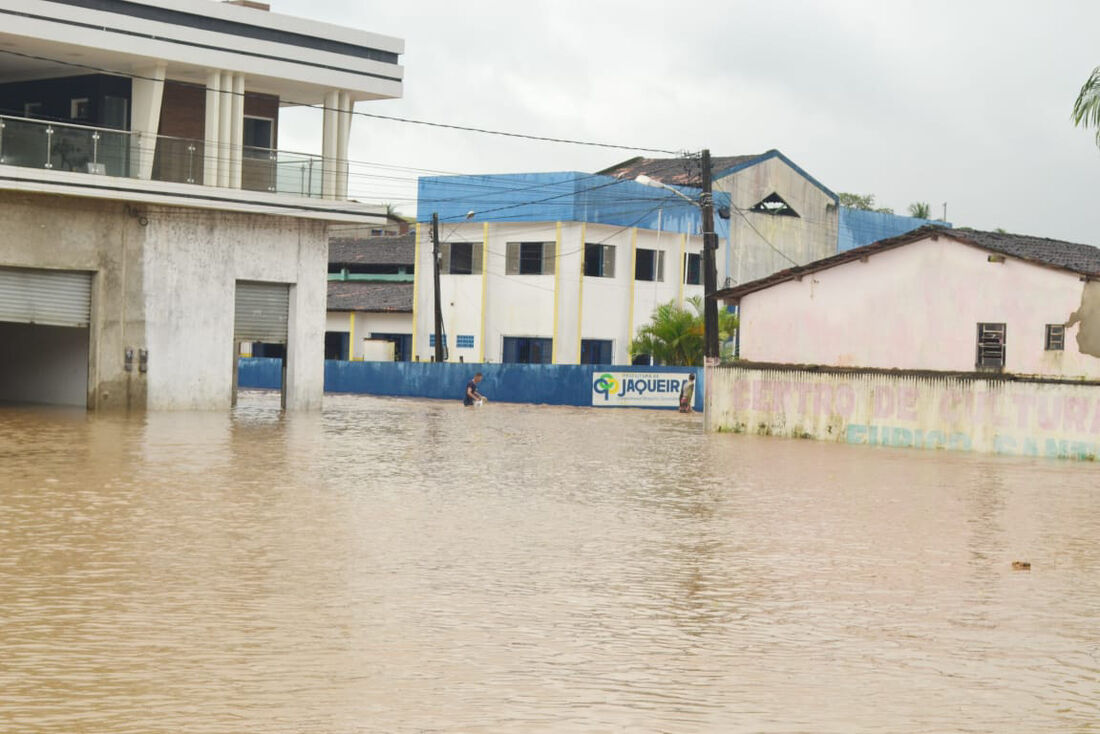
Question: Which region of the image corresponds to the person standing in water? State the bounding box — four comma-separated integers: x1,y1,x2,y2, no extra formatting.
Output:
464,372,488,406
679,373,696,413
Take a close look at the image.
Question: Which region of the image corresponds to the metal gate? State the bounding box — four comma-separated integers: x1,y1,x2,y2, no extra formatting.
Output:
0,267,92,327
234,281,289,343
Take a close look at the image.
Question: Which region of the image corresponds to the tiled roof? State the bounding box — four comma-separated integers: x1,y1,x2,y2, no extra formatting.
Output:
329,233,415,266
327,281,412,313
716,225,1100,301
598,154,766,187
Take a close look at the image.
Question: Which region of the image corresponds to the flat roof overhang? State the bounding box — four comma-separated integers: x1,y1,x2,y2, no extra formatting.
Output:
0,0,404,104
0,163,390,224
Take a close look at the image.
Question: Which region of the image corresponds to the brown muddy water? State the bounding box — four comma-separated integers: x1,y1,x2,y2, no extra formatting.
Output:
1,391,1098,733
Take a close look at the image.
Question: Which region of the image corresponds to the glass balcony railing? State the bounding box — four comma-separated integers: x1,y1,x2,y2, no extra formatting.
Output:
0,114,326,198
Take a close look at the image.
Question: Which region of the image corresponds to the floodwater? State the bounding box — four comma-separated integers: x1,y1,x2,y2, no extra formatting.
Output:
1,392,1098,733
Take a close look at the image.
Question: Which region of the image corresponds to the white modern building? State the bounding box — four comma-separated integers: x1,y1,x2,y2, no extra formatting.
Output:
413,172,714,365
0,0,403,410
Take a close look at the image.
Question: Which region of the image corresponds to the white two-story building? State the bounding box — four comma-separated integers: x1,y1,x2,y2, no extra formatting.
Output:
0,0,403,410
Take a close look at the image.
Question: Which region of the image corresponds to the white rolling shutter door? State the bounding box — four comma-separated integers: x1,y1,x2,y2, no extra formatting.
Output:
234,281,289,343
0,267,92,327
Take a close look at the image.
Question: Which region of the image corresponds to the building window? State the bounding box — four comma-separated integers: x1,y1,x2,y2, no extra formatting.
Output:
683,253,702,285
23,102,43,118
324,331,349,360
506,242,555,275
502,336,552,363
580,339,613,365
635,248,665,282
428,333,448,347
456,334,475,349
70,98,90,120
1045,324,1065,351
243,116,274,153
976,323,1006,369
584,243,616,278
440,241,483,275
750,192,799,217
632,353,653,366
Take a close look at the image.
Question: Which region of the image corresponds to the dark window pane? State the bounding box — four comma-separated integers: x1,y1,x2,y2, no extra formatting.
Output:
519,243,543,274
450,242,473,274
636,248,656,281
581,339,612,364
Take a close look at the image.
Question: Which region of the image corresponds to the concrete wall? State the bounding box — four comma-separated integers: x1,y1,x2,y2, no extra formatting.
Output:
716,156,838,286
707,364,1100,461
0,191,143,410
142,207,327,410
0,190,327,411
738,234,1100,379
414,221,704,365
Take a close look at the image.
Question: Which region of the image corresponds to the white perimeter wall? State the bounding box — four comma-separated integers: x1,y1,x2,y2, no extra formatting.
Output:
739,235,1100,379
708,365,1100,461
413,221,704,364
143,210,327,410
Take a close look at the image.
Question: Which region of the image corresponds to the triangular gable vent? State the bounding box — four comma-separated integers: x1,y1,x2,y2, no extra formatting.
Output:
750,192,799,217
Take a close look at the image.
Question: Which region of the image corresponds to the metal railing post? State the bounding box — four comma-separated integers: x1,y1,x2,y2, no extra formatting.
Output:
44,126,54,169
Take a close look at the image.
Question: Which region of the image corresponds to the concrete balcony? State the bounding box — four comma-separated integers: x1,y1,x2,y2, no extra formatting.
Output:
0,113,384,223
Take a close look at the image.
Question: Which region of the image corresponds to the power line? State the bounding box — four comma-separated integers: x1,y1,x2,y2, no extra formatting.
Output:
0,47,682,155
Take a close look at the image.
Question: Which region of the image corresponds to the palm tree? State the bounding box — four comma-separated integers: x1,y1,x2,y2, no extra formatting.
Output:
908,201,931,219
630,296,738,366
1072,66,1100,148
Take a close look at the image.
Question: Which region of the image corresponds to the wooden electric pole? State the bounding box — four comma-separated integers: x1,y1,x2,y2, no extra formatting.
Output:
431,212,444,363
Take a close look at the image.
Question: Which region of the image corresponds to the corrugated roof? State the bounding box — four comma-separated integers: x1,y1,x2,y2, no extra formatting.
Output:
716,225,1100,302
327,281,412,313
598,154,765,187
329,233,415,266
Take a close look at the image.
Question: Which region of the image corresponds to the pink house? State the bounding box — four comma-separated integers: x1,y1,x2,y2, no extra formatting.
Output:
717,226,1100,380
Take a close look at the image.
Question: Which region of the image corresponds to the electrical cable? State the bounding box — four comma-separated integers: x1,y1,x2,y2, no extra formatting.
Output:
0,47,682,155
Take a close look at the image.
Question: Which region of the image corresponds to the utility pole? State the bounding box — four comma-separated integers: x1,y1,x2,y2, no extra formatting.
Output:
700,149,720,363
431,212,444,363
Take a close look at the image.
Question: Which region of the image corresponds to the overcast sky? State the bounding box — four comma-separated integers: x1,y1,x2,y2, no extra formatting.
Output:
273,0,1100,244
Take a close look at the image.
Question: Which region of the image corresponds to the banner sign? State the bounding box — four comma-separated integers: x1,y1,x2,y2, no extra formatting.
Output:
591,371,689,407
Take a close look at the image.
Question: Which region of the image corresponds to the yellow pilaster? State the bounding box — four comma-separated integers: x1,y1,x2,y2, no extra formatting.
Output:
479,222,490,362
552,221,562,364
627,228,638,356
348,312,356,360
411,222,421,360
576,223,587,361
678,233,686,307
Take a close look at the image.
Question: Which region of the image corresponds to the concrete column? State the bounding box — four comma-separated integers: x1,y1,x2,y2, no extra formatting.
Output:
217,71,232,188
321,90,339,199
203,71,221,186
335,91,352,199
129,63,166,180
229,73,245,189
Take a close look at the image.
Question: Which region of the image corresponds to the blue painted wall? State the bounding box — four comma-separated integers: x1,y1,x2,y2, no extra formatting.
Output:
417,171,730,241
238,358,703,411
239,357,282,389
838,208,950,252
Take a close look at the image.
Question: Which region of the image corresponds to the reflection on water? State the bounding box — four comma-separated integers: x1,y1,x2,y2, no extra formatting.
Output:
1,392,1098,732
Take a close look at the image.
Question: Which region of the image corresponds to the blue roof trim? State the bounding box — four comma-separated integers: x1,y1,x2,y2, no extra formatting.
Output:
712,149,838,203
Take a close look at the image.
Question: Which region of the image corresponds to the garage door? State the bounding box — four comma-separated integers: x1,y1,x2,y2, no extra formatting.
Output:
0,267,92,327
234,281,289,343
